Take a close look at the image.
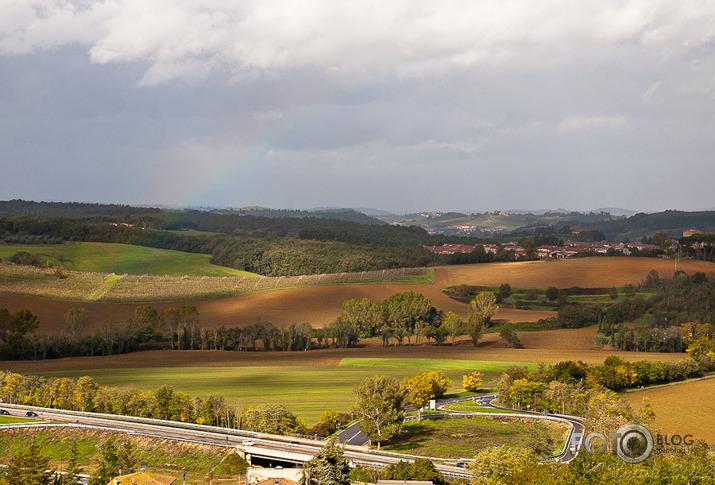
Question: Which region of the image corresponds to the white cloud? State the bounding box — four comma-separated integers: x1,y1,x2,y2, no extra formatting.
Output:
2,1,715,84
642,81,661,102
416,139,483,154
557,114,629,133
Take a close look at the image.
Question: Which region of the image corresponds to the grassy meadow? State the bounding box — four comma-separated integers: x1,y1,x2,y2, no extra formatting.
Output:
10,348,688,427
33,358,512,425
384,416,570,458
0,242,259,277
1,255,713,446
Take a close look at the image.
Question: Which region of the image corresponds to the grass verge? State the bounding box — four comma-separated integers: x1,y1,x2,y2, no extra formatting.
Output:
383,416,569,459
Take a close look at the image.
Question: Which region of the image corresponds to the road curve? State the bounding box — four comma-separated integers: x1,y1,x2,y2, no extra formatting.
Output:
0,403,472,479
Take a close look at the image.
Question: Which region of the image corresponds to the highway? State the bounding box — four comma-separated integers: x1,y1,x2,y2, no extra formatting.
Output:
0,403,472,479
0,393,585,478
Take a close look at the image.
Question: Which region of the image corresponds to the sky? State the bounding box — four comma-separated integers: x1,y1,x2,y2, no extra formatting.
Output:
1,1,714,214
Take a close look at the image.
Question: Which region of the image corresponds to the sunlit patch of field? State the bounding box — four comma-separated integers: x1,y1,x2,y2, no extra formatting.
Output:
2,257,712,337
621,377,715,447
431,257,714,289
2,345,691,425
0,242,259,277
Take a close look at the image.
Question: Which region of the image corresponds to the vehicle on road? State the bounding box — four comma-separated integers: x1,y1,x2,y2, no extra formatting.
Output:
0,409,9,415
26,411,38,417
242,439,255,446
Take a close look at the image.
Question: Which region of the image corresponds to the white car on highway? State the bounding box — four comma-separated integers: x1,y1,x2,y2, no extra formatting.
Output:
242,439,255,446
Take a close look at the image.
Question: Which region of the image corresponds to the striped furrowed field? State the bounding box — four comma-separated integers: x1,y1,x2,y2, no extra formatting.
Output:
621,377,715,446
2,257,713,334
1,256,712,437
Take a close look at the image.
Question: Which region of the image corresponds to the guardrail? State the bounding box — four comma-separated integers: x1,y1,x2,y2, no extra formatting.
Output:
0,402,260,437
0,422,242,449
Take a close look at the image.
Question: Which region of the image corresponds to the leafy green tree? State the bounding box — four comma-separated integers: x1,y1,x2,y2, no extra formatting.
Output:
339,298,383,338
0,309,39,359
129,305,159,343
384,459,444,485
301,439,351,485
652,231,671,251
441,311,464,346
468,445,536,484
353,375,408,449
545,286,559,301
411,458,445,485
468,292,498,344
160,307,180,350
88,437,119,485
499,323,520,348
382,292,437,345
117,440,138,475
521,238,537,259
383,461,413,480
2,440,54,485
59,440,84,485
63,307,90,340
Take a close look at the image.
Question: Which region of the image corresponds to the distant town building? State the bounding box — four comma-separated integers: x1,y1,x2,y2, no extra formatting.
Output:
423,243,478,254
424,240,660,259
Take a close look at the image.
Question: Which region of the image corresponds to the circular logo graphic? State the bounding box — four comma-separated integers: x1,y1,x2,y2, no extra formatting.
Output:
615,423,654,464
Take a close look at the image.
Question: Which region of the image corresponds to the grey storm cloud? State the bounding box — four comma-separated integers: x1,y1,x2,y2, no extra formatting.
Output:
1,1,714,213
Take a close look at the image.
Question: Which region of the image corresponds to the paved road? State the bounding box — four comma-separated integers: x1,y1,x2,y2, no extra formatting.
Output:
1,392,585,479
336,420,370,446
336,391,586,464
0,403,472,479
441,392,585,463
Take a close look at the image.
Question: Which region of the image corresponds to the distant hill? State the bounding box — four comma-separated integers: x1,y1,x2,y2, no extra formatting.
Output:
217,207,385,225
0,199,161,217
378,210,617,235
592,207,640,217
583,210,715,240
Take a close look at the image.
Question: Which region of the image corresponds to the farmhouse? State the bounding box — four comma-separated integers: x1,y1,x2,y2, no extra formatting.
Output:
423,243,478,254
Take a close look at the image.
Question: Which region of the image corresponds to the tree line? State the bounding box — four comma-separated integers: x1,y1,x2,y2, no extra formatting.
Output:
0,289,513,361
496,355,714,416
593,271,713,352
0,304,362,361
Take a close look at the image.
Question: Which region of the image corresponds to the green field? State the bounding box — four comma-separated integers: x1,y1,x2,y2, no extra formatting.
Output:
0,242,259,277
383,416,569,458
37,359,520,425
338,358,537,373
0,416,41,425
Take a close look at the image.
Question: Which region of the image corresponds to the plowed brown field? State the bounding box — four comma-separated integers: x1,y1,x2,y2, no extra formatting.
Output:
0,343,687,375
1,257,712,335
621,377,715,446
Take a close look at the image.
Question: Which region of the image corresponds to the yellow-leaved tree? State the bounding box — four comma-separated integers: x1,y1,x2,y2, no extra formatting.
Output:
462,371,484,392
403,371,451,420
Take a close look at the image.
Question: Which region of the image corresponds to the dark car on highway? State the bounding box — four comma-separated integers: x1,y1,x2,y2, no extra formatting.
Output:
0,409,9,415
26,411,38,417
